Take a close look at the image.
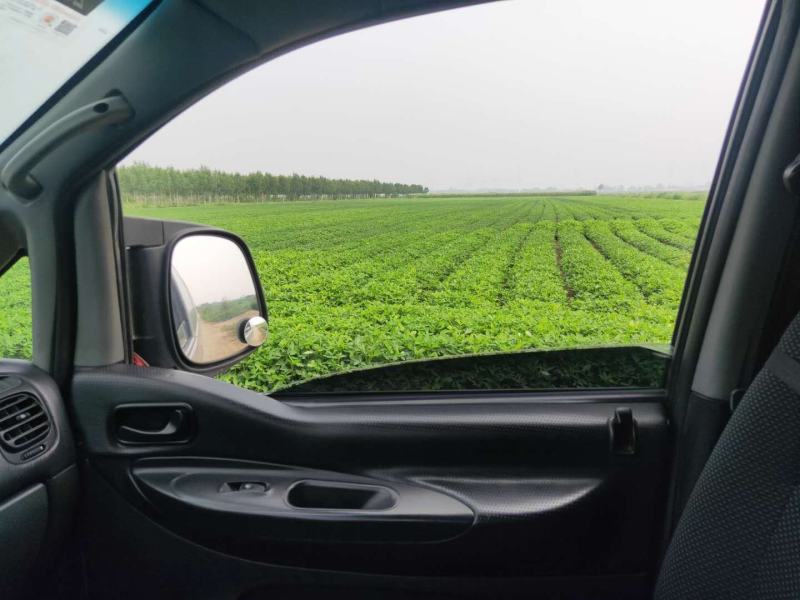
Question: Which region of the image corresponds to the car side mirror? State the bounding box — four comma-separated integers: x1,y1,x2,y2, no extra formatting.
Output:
170,233,268,366
123,217,268,375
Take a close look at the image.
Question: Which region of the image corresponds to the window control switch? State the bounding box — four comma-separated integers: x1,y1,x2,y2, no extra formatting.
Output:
221,481,269,493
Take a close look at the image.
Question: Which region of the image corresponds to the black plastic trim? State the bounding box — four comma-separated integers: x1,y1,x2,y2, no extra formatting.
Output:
131,457,474,543
124,217,267,375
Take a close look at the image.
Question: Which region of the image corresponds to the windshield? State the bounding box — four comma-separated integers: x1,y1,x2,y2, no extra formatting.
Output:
0,0,152,146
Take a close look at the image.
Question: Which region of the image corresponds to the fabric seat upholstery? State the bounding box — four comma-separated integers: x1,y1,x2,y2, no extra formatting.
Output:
655,316,800,599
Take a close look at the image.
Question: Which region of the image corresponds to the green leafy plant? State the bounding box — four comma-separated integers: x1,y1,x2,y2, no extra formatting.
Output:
124,194,701,392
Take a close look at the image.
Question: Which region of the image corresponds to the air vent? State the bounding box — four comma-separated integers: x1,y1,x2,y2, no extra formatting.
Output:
0,393,51,453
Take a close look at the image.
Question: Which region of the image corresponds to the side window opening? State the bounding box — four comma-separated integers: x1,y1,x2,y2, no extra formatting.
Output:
0,257,32,360
117,1,760,395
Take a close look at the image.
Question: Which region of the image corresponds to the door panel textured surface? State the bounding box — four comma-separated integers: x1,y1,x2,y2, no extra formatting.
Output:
72,365,669,599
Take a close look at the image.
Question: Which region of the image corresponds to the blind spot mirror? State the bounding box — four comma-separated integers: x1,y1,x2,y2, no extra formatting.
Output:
170,233,266,366
240,316,268,347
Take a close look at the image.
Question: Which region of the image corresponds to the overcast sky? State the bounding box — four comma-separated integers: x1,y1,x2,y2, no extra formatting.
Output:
123,0,765,191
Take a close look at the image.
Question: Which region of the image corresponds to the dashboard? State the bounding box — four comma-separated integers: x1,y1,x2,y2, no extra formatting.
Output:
0,361,76,599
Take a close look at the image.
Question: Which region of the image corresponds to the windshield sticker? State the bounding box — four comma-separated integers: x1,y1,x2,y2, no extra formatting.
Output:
0,0,151,144
54,0,103,16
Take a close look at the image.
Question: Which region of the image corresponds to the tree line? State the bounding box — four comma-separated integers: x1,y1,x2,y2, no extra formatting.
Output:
117,163,428,205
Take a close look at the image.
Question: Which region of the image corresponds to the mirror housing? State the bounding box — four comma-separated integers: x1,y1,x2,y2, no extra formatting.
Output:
123,216,268,375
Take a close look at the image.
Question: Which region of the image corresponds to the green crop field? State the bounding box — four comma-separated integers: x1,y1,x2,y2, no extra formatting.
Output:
0,194,704,392
126,194,703,391
0,258,33,361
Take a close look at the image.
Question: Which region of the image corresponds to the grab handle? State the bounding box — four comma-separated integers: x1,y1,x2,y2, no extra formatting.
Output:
1,95,133,200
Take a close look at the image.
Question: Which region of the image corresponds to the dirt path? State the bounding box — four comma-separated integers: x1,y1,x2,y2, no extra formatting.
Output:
192,309,259,363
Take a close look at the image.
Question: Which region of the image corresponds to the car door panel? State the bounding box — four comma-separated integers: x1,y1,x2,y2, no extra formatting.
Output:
71,364,668,597
80,463,653,600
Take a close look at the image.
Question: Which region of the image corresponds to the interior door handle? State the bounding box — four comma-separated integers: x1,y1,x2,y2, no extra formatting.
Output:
120,410,184,438
114,404,193,445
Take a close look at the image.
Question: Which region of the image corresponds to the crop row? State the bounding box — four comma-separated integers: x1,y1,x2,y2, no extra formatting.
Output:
256,217,692,312
556,220,645,311
583,221,685,306
611,220,691,269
